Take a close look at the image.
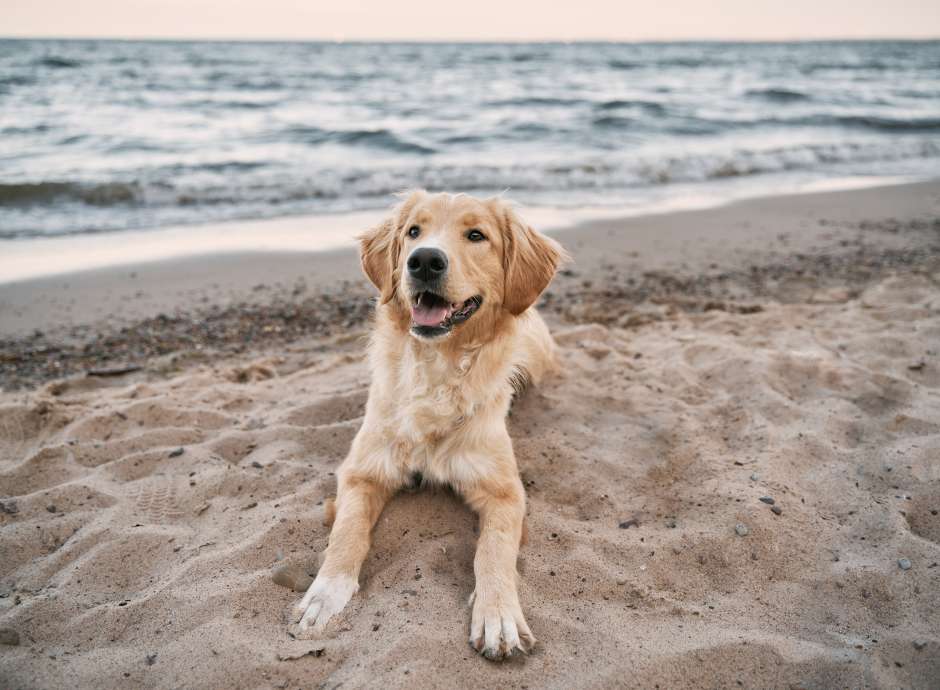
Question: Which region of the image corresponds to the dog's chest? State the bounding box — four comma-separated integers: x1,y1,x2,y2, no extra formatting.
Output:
395,355,478,442
371,344,513,485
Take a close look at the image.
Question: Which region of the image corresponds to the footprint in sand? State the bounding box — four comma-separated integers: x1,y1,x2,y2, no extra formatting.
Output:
130,477,185,524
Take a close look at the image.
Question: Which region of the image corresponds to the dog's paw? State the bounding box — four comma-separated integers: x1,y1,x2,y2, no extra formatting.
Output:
468,589,536,661
292,574,358,633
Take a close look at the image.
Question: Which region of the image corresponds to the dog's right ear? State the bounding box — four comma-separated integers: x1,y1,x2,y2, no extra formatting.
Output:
358,190,425,304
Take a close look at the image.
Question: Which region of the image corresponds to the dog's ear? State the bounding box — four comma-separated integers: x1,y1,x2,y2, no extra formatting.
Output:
496,202,567,315
359,190,425,304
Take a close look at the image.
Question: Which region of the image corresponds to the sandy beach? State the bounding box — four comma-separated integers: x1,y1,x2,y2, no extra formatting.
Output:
1,181,939,689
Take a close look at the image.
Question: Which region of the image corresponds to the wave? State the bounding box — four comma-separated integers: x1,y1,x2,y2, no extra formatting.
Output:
831,115,940,132
1,123,52,136
801,61,899,73
510,52,548,63
669,113,940,134
335,129,436,154
0,75,36,88
5,139,937,221
488,96,584,107
279,125,435,154
630,140,940,185
36,56,80,69
440,134,484,145
745,88,810,103
596,99,667,115
0,181,141,207
185,98,278,110
608,60,640,70
592,115,635,128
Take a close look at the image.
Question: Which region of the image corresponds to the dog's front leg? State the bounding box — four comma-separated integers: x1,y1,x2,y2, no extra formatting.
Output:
464,473,535,660
294,473,390,632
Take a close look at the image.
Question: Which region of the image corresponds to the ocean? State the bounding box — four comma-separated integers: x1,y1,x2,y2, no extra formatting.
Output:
1,39,939,241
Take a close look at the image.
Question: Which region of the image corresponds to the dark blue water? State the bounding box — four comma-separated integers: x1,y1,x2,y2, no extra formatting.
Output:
1,39,939,239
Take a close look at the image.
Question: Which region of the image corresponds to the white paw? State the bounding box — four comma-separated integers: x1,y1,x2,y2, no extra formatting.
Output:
293,574,358,633
468,589,536,661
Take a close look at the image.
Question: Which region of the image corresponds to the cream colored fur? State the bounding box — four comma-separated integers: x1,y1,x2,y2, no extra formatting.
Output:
293,190,566,660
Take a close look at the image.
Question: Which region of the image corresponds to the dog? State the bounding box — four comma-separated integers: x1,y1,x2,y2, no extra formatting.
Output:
292,190,566,660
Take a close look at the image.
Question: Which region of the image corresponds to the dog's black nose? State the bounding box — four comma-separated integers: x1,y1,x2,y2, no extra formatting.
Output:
406,247,448,282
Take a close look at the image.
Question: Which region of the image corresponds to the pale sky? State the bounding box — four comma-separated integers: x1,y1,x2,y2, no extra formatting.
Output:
4,0,940,41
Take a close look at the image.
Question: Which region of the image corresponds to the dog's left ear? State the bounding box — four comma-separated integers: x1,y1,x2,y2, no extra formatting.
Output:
359,190,425,304
495,202,568,316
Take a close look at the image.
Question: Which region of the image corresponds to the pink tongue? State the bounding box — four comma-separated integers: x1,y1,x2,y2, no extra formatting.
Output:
411,303,450,327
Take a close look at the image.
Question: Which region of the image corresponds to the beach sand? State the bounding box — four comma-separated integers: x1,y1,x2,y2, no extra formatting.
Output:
1,182,939,688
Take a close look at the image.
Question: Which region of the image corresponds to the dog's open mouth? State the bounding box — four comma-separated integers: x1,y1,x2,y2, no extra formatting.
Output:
410,291,482,335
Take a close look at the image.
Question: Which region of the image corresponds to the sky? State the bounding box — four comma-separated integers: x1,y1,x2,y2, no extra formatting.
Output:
4,0,940,41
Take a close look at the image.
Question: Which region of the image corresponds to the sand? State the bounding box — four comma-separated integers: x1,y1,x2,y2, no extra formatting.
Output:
1,182,939,688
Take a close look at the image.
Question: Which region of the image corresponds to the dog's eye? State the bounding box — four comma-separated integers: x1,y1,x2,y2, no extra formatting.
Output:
408,225,420,239
467,229,486,242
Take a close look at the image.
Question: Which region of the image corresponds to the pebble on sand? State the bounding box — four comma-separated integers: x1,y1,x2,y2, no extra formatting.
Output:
735,523,749,537
898,558,912,571
168,447,184,458
272,563,315,592
771,505,783,515
0,628,20,645
759,496,775,505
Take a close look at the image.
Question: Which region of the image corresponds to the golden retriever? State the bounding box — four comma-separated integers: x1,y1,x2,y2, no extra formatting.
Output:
292,190,566,660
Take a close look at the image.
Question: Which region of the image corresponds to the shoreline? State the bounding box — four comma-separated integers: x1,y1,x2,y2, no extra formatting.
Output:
0,173,922,286
1,179,938,391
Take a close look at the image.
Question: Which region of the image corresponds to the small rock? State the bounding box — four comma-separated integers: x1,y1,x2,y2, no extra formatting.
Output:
0,500,18,515
735,523,749,537
0,628,20,645
241,501,258,510
251,461,263,469
168,448,184,458
664,518,677,528
898,558,912,571
913,640,927,651
146,653,157,666
271,563,314,592
618,518,640,529
771,505,782,515
750,473,759,481
758,496,775,505
46,505,57,513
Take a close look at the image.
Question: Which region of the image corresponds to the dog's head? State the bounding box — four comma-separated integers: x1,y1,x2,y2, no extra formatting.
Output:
359,190,566,341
